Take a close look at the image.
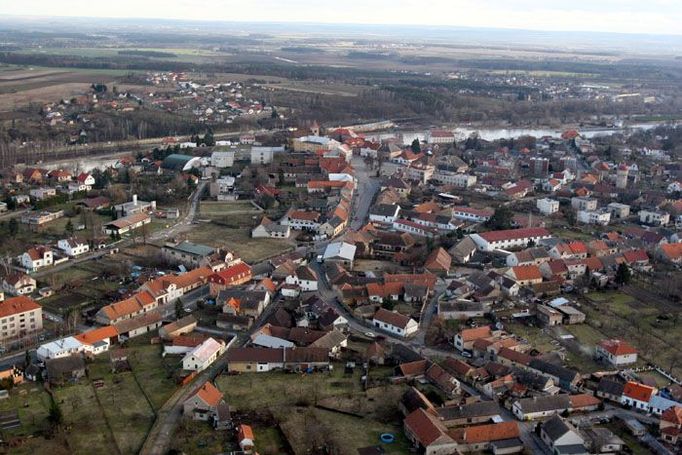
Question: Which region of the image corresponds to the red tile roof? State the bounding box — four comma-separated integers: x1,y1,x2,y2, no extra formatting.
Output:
456,421,519,443
0,296,41,318
623,381,657,402
459,326,492,342
569,393,601,409
511,265,543,281
404,408,452,447
194,381,224,407
598,339,638,356
373,308,413,329
662,405,682,425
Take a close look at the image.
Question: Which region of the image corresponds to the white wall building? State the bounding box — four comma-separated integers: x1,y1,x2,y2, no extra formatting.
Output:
537,198,560,215
577,209,611,226
182,338,225,372
372,308,418,337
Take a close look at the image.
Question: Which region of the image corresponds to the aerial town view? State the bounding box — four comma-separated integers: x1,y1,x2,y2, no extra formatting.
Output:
2,2,682,455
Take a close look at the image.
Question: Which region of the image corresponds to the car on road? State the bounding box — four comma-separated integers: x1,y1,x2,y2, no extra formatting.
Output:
184,307,193,313
364,331,376,339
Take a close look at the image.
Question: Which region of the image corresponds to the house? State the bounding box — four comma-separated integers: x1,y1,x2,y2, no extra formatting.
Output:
470,227,552,251
76,172,95,189
309,330,348,357
369,204,401,224
424,248,451,275
2,273,37,296
658,242,682,263
528,359,580,391
607,202,630,219
595,339,638,366
571,197,598,211
512,395,571,421
449,236,478,264
183,381,226,423
454,326,492,352
159,315,198,340
95,291,157,325
506,247,550,267
113,310,163,339
225,347,330,373
507,265,543,286
281,209,321,231
182,338,225,372
436,401,501,427
660,405,682,445
536,305,563,326
452,206,493,223
37,336,83,360
0,296,43,342
29,187,57,201
208,262,253,295
284,265,318,292
540,415,587,455
45,355,86,386
372,308,418,337
596,378,624,402
251,216,291,239
103,212,151,236
57,238,90,257
649,394,679,416
74,326,118,357
621,381,657,411
639,209,670,226
210,150,235,168
537,198,560,215
577,209,611,226
403,408,459,455
21,246,53,272
438,301,488,320
322,242,357,269
450,421,522,454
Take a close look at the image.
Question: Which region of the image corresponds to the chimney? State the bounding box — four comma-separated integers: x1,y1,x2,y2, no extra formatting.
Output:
133,194,138,206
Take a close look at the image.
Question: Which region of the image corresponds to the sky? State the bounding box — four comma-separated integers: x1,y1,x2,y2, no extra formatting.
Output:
3,0,682,36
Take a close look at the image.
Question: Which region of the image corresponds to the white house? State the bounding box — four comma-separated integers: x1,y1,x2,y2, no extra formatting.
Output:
37,337,84,360
470,228,552,252
284,266,318,292
577,209,611,226
571,197,598,211
595,339,638,366
621,381,657,411
372,308,418,337
369,204,401,224
607,202,631,219
537,198,560,215
639,209,670,226
540,416,586,454
76,173,95,190
2,273,37,296
57,238,90,257
29,187,57,201
452,206,493,223
21,246,54,272
182,338,225,372
433,170,477,187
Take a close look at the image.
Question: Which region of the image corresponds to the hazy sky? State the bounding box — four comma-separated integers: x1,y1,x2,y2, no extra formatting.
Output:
4,0,682,35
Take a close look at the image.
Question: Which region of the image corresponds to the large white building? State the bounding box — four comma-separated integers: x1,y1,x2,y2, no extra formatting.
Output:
210,150,235,168
537,198,560,215
433,170,477,188
452,206,493,223
639,209,670,226
571,197,598,212
577,209,611,226
595,339,638,366
470,228,552,252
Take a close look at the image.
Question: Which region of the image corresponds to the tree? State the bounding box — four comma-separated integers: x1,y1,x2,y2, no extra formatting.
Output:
411,138,421,153
48,396,63,427
64,219,74,235
615,263,632,285
203,131,215,147
175,298,184,319
8,218,18,237
485,205,514,230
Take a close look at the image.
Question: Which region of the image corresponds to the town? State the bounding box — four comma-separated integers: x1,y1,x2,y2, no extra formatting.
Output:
0,105,681,455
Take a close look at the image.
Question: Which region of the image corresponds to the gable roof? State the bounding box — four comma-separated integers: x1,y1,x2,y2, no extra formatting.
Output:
478,227,550,243
458,326,492,342
0,295,41,318
373,308,414,330
424,248,452,272
74,326,118,345
458,421,519,444
404,408,454,447
598,339,637,356
662,405,682,425
192,381,224,407
622,381,657,402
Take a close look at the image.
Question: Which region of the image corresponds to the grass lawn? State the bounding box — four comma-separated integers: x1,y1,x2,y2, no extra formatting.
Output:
505,321,556,353
187,222,293,263
127,343,179,411
214,368,408,454
88,357,156,454
53,383,119,455
0,383,52,436
565,323,605,346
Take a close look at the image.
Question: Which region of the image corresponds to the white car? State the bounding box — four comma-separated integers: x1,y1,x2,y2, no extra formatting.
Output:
364,331,376,339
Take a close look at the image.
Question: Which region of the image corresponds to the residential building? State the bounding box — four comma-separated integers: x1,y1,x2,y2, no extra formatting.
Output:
372,308,419,337
403,408,459,455
470,228,552,251
2,273,37,296
639,209,670,226
161,241,218,268
29,187,57,201
182,338,225,372
607,202,631,219
369,204,401,224
452,206,493,223
21,246,53,272
621,381,657,411
285,266,318,292
225,347,330,373
577,209,611,225
571,197,598,211
322,242,357,269
540,416,587,454
208,262,253,295
57,238,90,257
512,395,571,421
595,339,638,366
113,194,156,217
183,381,226,422
251,216,291,239
281,209,321,231
210,150,235,168
454,326,492,352
537,198,560,215
103,212,151,236
0,296,43,341
660,406,682,446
